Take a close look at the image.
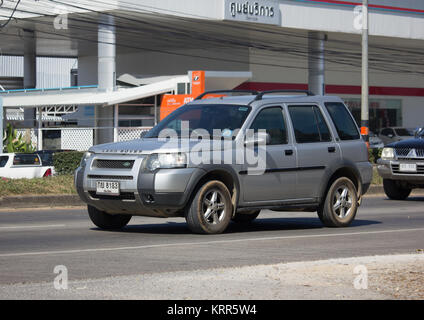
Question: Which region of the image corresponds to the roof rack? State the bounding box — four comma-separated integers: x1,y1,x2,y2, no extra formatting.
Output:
194,89,259,100
253,90,314,101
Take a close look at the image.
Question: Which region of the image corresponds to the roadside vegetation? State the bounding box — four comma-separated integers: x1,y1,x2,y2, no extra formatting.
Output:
0,175,76,196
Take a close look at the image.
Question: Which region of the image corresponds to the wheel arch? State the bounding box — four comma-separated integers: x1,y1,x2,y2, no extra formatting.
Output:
185,165,240,215
320,164,363,205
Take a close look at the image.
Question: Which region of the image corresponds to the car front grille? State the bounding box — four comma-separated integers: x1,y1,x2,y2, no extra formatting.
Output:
391,163,424,175
93,159,135,169
395,148,424,159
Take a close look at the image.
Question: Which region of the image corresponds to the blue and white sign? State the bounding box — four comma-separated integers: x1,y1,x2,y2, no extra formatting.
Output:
224,0,281,25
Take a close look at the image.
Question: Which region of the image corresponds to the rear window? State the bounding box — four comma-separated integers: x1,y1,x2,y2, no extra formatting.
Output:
288,105,331,143
0,156,9,167
395,128,412,136
13,154,41,166
325,102,360,140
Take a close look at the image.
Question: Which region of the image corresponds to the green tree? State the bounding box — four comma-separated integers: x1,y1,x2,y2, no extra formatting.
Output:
3,123,36,153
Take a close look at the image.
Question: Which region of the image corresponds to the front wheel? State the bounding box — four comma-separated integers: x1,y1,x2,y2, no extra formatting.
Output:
88,205,132,230
318,177,358,227
185,180,233,234
383,179,411,200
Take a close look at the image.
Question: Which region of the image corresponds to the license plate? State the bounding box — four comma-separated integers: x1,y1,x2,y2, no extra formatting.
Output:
399,163,417,172
96,181,120,195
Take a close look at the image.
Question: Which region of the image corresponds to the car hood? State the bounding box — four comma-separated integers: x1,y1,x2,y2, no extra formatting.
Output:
89,138,230,154
387,137,424,149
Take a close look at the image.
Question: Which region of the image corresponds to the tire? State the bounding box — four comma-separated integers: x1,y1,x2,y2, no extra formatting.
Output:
185,180,233,234
87,205,132,230
317,177,358,227
383,179,411,200
232,210,260,223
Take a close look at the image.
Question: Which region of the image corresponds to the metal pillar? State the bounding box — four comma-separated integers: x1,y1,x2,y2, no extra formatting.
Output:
154,95,158,125
37,106,43,150
113,104,119,142
23,30,37,129
361,0,369,144
95,14,116,145
308,31,326,96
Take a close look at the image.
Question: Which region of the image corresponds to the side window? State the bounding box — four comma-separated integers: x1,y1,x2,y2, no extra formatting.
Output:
250,107,287,145
288,105,332,143
0,156,9,167
325,102,360,140
13,154,41,166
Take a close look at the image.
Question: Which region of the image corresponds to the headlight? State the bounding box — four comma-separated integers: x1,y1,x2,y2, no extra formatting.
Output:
80,151,93,167
381,147,394,160
144,153,187,172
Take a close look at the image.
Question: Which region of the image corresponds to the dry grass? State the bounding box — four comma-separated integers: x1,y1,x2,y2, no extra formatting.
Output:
0,175,76,196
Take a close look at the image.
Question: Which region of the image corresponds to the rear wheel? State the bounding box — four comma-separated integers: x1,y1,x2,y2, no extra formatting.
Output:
87,205,132,230
232,210,260,223
185,180,232,234
318,177,358,227
383,179,411,200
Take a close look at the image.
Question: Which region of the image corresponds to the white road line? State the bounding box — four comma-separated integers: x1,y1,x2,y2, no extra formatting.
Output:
0,227,423,258
0,224,66,230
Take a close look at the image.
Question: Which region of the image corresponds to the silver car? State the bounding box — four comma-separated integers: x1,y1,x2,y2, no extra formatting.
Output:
75,90,372,234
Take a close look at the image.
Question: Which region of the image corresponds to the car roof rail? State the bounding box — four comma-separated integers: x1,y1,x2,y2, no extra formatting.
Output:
194,89,259,100
252,90,314,101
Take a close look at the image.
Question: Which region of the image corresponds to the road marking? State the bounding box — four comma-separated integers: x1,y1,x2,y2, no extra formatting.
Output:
0,224,66,230
0,227,423,258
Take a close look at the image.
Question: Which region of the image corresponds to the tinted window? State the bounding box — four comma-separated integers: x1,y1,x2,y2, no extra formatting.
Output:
250,107,287,145
395,128,412,136
325,102,360,140
288,105,332,143
13,154,41,166
381,128,394,136
146,104,251,138
0,156,9,167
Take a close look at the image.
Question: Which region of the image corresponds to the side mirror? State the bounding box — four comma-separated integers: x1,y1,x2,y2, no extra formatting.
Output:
415,128,423,138
244,132,271,146
387,134,393,138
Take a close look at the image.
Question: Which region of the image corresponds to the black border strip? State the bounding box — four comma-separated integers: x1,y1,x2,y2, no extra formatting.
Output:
239,166,325,175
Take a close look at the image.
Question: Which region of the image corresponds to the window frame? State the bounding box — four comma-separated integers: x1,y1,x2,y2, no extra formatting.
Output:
12,154,42,167
324,102,361,141
287,103,334,144
247,105,289,146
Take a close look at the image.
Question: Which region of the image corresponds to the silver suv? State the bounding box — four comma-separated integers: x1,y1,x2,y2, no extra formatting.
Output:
75,90,372,234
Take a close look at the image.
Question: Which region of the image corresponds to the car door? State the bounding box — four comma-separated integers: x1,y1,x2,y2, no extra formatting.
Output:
287,104,341,199
240,106,298,202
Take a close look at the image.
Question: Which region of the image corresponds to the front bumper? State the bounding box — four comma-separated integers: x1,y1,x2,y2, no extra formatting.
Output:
377,158,424,183
75,154,205,217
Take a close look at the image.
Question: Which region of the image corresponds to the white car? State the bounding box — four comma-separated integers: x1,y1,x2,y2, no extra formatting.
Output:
379,127,413,145
0,153,53,179
369,131,384,149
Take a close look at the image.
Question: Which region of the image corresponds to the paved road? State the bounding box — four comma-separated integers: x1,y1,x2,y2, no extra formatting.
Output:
0,195,423,286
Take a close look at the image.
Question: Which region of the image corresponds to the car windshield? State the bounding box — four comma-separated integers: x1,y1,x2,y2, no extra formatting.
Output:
395,128,413,136
145,104,252,138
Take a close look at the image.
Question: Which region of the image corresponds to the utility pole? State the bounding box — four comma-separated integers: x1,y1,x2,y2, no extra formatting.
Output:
361,0,369,146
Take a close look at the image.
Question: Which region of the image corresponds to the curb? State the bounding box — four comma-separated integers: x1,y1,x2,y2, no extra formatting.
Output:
0,194,84,209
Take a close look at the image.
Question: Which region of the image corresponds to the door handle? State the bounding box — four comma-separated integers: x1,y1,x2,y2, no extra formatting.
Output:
285,149,293,156
328,146,336,153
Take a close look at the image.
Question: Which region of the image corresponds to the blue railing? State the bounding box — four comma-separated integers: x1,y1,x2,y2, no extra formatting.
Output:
0,85,98,94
